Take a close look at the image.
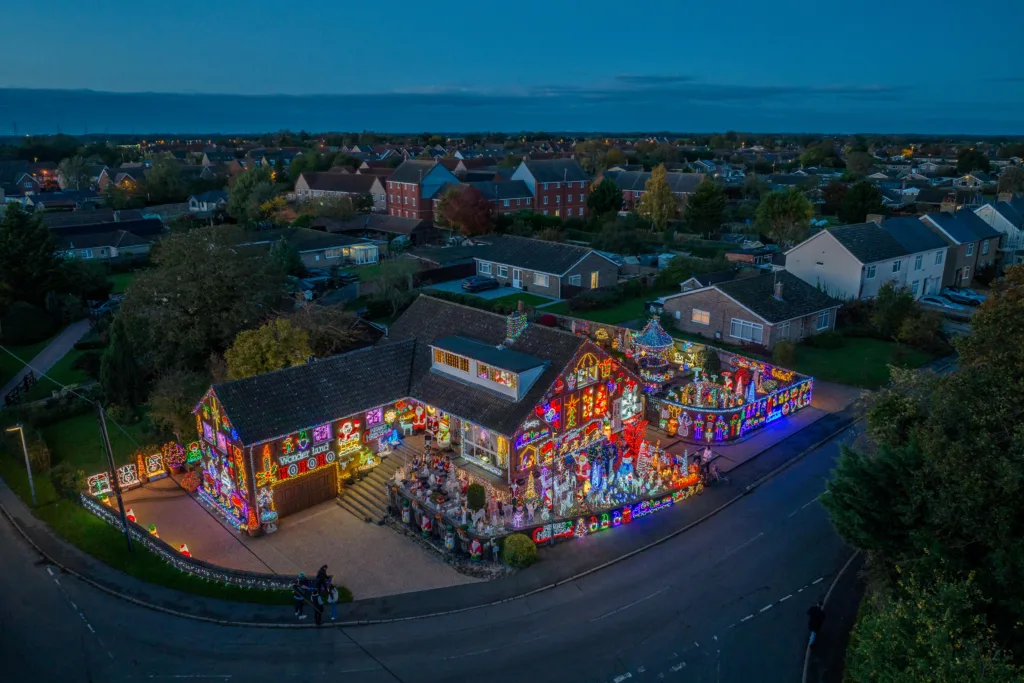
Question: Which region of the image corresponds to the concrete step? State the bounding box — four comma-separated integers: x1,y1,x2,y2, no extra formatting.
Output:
345,484,388,517
335,496,374,523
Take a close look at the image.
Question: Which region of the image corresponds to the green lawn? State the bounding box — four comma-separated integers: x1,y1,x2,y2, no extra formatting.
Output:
344,263,385,282
39,412,152,474
0,330,65,387
0,456,291,605
108,271,136,294
487,292,556,308
23,349,91,402
792,337,935,389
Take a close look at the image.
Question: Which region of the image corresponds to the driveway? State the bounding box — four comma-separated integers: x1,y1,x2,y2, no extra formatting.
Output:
428,279,560,302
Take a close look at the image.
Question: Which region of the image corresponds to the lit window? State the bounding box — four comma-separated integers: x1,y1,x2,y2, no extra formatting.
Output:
865,264,876,279
477,362,518,389
434,349,469,372
691,309,710,325
729,318,764,343
534,273,549,287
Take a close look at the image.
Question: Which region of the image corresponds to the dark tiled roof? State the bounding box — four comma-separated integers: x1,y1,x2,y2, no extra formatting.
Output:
42,209,144,228
915,188,957,204
384,295,586,435
520,158,590,183
298,172,379,194
827,222,909,263
0,160,30,183
213,341,416,445
475,235,595,274
49,217,164,238
992,200,1024,228
605,170,705,194
389,160,439,184
465,180,532,200
323,213,425,236
245,227,371,252
716,271,839,323
191,190,227,203
880,217,949,253
433,336,545,372
924,209,1001,244
57,229,151,250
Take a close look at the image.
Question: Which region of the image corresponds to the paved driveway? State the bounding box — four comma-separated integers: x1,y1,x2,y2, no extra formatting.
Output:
428,279,559,301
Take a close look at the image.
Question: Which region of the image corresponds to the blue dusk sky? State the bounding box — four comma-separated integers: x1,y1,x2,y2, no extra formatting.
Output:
1,0,1022,134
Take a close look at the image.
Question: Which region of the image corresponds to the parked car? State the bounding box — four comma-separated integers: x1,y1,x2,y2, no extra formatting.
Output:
920,295,969,312
941,287,985,306
462,275,500,293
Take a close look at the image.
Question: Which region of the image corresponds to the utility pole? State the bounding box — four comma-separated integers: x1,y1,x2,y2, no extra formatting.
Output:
96,402,133,552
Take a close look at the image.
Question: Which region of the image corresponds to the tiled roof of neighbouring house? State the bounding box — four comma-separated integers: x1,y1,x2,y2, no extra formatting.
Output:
519,158,590,183
473,235,596,275
42,209,145,228
49,217,164,238
827,222,910,264
384,295,586,435
388,159,439,184
212,341,417,445
880,217,949,253
298,172,379,194
56,229,151,251
605,170,705,194
716,270,839,324
924,208,1002,244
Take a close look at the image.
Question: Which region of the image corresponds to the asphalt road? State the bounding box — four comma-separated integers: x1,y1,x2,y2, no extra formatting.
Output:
1,424,859,683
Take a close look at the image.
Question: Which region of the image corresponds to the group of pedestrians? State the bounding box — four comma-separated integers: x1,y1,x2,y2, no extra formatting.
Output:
292,564,340,626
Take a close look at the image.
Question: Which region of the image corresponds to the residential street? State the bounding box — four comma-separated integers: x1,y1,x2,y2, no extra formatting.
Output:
1,418,858,683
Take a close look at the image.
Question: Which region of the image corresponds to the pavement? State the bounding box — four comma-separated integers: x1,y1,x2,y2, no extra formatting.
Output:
804,554,866,683
0,406,863,682
1,318,92,398
428,279,561,302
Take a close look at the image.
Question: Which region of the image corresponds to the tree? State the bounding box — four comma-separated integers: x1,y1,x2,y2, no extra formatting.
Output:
637,164,676,230
58,155,91,190
845,151,875,175
59,258,112,301
103,181,141,210
821,180,847,215
144,153,185,203
227,167,275,221
269,237,304,276
374,258,419,317
587,177,623,216
685,179,727,233
225,318,311,380
119,226,286,373
869,281,916,338
755,187,813,247
437,185,494,236
846,576,1020,683
0,202,63,308
148,369,209,442
101,316,143,409
956,148,990,174
289,304,361,357
838,181,887,224
997,166,1024,195
696,346,721,378
535,227,564,242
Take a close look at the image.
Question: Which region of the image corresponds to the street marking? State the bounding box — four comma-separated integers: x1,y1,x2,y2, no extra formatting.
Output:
53,579,59,586
613,673,632,683
740,614,754,622
712,635,717,641
801,496,820,509
760,604,773,613
637,665,646,673
70,601,77,609
721,532,764,559
86,624,95,633
46,566,54,576
693,641,700,647
670,663,685,672
780,594,792,602
812,577,824,585
591,586,670,622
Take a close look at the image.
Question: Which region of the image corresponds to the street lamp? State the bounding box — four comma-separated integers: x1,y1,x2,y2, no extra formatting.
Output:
6,424,36,507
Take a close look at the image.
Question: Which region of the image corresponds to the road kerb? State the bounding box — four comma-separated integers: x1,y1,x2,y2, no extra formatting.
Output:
801,550,861,683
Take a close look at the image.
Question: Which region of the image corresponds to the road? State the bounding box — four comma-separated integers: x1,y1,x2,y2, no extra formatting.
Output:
1,423,858,683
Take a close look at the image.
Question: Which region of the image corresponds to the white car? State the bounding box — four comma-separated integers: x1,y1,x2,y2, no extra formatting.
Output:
920,295,969,312
941,287,985,306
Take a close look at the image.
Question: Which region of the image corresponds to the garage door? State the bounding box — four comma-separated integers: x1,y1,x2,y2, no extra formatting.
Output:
273,466,338,520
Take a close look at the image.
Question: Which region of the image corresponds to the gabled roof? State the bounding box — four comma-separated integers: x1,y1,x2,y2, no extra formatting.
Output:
989,199,1024,229
320,213,426,236
298,172,380,194
605,170,705,194
42,209,144,228
519,158,589,183
473,235,606,275
212,341,417,445
826,222,909,264
49,217,164,238
924,208,1001,244
244,227,372,252
190,190,227,203
388,159,441,184
880,217,949,253
384,296,586,435
714,271,839,324
56,229,151,251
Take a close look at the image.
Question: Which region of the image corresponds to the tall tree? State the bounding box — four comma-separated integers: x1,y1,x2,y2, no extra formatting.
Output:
147,369,210,443
587,177,623,216
144,153,185,203
100,316,143,408
755,187,813,247
845,151,875,175
227,167,275,222
637,164,676,230
437,185,494,236
269,237,304,276
685,179,727,233
838,181,887,224
119,226,286,373
289,304,361,357
0,202,63,308
58,155,92,190
821,180,847,215
997,166,1024,194
956,148,991,174
225,318,311,380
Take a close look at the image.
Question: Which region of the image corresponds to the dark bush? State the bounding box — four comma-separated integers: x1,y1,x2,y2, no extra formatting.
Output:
467,483,486,511
501,533,538,568
772,340,796,366
807,330,844,349
71,351,103,380
73,330,107,351
1,302,57,345
50,461,85,500
568,287,623,312
5,394,96,429
621,278,646,297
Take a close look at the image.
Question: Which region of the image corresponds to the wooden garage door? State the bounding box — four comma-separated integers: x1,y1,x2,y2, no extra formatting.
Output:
273,466,338,520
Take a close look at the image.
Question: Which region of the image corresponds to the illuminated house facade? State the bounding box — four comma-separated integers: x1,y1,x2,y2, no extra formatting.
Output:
192,296,645,534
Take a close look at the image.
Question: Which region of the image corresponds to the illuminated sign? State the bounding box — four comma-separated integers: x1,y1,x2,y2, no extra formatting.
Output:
202,421,215,444
365,423,393,442
515,425,551,450
87,472,112,497
531,520,575,543
313,423,331,443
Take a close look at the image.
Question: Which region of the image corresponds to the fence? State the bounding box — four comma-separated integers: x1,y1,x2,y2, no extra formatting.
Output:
80,493,295,590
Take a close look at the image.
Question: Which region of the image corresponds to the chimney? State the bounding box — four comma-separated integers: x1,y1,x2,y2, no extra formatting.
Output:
773,281,784,300
866,213,884,226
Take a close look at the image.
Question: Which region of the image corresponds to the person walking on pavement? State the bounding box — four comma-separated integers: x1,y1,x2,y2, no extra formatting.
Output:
807,600,826,646
315,564,329,592
327,582,340,621
313,587,325,627
292,575,308,620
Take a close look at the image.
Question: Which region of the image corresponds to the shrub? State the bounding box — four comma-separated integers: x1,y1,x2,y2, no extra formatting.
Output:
501,533,538,568
568,287,623,312
0,302,57,345
181,470,200,492
74,331,107,351
26,434,52,473
467,483,486,511
772,340,796,367
71,351,103,380
105,403,139,425
49,462,85,499
7,394,96,429
808,330,844,349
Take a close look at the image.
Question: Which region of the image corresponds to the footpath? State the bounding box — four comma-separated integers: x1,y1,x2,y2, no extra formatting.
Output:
0,406,858,627
0,319,92,399
804,553,866,683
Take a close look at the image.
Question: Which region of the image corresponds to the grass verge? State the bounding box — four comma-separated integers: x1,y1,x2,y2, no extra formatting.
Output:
792,337,935,389
0,330,65,387
488,292,555,308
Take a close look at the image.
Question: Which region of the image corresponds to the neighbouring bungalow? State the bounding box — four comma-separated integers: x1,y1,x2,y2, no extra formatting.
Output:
240,227,381,267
